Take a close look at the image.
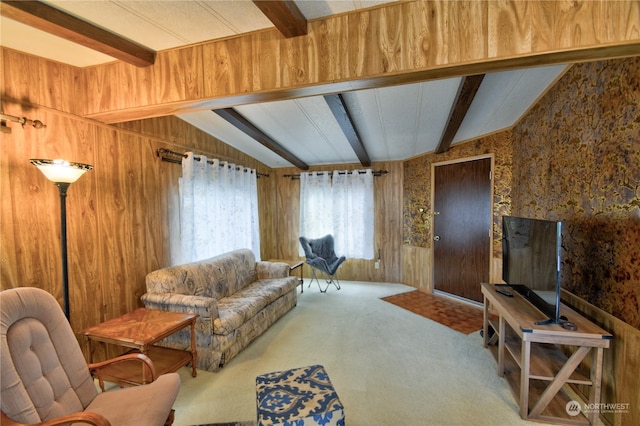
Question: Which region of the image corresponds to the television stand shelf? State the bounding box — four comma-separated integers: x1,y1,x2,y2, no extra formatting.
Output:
481,283,612,425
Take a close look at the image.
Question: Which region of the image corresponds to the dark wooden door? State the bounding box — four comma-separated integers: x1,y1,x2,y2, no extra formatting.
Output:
433,157,492,302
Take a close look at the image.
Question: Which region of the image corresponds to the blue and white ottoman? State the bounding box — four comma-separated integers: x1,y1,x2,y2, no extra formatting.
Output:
256,365,345,426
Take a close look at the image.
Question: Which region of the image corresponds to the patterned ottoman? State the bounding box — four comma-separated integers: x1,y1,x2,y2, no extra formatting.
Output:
256,365,345,426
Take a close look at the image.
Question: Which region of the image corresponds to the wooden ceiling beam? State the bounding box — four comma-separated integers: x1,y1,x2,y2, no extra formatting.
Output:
252,0,307,38
213,108,309,170
0,0,156,67
324,94,371,167
436,74,485,154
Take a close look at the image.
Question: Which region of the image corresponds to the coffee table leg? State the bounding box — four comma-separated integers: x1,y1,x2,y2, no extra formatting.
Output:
190,320,197,377
86,338,106,391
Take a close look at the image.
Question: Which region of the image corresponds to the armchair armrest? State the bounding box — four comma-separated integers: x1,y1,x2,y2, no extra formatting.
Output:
89,353,157,390
1,410,110,426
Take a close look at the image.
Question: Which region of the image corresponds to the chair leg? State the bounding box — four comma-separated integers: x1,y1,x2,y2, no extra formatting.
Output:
164,409,175,426
309,267,341,292
309,267,330,292
327,274,340,291
309,267,321,290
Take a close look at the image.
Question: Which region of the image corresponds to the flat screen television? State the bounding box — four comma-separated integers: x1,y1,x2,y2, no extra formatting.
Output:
502,216,563,325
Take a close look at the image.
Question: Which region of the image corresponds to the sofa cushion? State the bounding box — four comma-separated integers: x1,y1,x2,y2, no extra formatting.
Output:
145,257,226,299
145,249,259,300
223,250,259,296
239,278,299,305
214,295,267,335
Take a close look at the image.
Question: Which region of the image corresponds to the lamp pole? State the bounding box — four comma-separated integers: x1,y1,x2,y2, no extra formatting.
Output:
56,182,71,320
30,159,93,322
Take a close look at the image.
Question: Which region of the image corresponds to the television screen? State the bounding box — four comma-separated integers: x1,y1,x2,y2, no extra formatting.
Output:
502,216,562,324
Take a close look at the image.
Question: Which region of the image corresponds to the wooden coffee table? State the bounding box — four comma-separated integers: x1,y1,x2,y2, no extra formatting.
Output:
81,308,198,386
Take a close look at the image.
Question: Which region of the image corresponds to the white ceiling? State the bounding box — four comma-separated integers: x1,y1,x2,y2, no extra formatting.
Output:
0,1,568,168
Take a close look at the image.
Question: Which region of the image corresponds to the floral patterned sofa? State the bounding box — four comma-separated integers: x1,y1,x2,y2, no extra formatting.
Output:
141,249,298,372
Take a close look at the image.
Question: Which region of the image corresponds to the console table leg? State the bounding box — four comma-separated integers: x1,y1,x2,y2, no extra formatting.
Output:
482,299,489,348
520,339,531,419
497,316,505,377
589,347,604,425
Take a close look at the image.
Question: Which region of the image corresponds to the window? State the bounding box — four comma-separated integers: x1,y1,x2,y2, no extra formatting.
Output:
178,153,260,263
299,170,374,259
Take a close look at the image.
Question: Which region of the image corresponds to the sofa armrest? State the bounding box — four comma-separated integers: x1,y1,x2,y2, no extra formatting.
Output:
256,261,290,279
141,293,219,321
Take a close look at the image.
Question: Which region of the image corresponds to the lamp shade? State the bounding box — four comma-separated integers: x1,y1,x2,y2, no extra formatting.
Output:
30,159,93,183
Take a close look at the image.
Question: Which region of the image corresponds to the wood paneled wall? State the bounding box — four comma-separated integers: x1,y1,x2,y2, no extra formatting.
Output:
0,49,271,343
70,0,640,124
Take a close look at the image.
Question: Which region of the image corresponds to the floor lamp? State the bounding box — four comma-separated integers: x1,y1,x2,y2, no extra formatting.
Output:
30,159,93,321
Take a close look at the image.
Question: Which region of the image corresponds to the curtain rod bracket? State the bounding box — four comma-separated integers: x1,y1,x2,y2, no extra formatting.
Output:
1,113,46,132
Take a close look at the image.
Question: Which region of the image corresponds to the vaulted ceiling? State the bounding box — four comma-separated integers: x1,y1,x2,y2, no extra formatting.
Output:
1,1,570,168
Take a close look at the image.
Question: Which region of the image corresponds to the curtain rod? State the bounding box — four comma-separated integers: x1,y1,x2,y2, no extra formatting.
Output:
283,170,388,180
156,148,269,178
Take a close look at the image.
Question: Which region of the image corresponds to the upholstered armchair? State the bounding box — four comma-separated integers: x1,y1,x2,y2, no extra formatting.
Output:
299,234,346,292
0,287,180,426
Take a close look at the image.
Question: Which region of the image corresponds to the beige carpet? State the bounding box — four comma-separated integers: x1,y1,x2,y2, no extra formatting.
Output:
381,290,485,334
171,281,531,426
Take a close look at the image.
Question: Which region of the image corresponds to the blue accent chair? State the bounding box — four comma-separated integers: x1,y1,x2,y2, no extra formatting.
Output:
299,234,346,292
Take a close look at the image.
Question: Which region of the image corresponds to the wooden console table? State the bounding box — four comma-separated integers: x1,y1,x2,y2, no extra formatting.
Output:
481,283,612,425
81,308,198,387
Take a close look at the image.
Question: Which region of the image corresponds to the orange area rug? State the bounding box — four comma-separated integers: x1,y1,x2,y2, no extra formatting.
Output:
381,290,484,334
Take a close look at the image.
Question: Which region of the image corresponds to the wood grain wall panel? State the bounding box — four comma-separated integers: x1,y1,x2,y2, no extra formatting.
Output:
253,31,280,91
271,168,301,261
377,4,406,73
79,0,640,124
35,58,83,115
155,46,204,105
83,62,120,118
1,49,33,103
488,0,531,58
0,106,62,293
203,36,251,97
257,173,276,261
446,1,488,64
603,1,640,42
562,291,640,426
94,126,136,318
279,30,310,87
401,245,432,292
1,50,73,112
527,0,637,53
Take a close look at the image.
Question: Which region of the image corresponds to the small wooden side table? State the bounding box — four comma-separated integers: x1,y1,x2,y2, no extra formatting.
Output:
269,259,304,293
81,308,198,387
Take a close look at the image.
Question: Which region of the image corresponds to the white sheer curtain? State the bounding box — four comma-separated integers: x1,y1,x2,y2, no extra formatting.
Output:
299,172,333,240
299,169,374,259
332,169,374,259
179,153,260,263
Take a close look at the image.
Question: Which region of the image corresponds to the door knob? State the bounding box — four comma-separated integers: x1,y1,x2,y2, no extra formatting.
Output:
434,235,440,241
